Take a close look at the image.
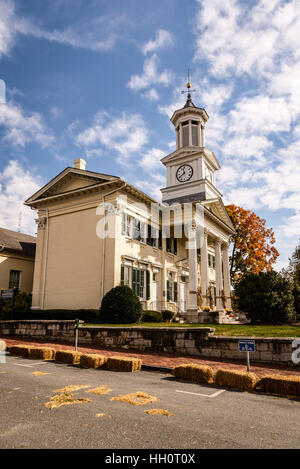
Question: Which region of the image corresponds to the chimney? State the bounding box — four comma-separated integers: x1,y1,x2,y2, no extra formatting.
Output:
74,158,86,171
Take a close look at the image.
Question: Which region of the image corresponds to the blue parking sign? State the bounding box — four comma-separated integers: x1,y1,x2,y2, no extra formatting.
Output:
238,340,255,352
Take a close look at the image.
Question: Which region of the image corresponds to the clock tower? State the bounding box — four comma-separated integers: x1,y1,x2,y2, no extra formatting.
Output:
161,81,222,205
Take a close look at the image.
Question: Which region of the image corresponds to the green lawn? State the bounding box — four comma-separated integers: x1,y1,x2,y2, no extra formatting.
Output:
83,322,300,337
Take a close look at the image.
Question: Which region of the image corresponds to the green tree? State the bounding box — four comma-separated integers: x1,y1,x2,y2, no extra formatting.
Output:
99,285,142,324
235,271,295,324
282,239,300,318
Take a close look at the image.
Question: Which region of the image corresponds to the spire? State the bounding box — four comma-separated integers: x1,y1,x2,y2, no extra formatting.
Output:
181,68,196,108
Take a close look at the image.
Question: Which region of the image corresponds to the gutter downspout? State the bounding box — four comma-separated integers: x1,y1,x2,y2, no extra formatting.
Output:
41,209,49,310
101,183,127,303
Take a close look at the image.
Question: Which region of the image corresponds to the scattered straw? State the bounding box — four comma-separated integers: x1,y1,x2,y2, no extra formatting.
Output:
45,392,91,410
32,371,50,376
145,409,173,416
54,385,91,393
96,413,106,417
111,391,158,406
86,386,112,396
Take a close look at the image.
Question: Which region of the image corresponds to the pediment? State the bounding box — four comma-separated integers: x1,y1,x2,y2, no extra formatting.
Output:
25,167,119,204
203,198,235,232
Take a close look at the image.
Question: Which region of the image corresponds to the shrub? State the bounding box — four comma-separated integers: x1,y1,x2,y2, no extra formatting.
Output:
214,369,259,392
10,309,100,322
105,356,142,372
79,354,108,369
162,310,174,322
235,271,296,324
142,310,162,323
55,350,82,365
256,374,300,397
0,291,32,319
99,285,142,324
173,364,214,385
29,347,56,360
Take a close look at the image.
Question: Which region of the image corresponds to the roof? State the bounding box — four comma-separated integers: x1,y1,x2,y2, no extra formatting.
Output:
0,227,36,256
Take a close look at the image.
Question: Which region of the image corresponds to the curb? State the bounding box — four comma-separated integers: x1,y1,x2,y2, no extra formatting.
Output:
142,364,172,374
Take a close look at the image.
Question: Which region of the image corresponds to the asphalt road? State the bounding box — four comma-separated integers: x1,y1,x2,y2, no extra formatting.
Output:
0,354,300,450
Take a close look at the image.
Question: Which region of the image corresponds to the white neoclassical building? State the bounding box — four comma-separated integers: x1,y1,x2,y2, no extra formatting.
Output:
26,86,235,323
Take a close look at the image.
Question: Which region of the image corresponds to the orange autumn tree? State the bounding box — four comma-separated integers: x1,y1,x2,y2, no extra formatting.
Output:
225,204,279,284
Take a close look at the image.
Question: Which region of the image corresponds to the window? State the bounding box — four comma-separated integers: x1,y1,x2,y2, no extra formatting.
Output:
121,264,150,300
167,273,178,302
182,121,189,147
166,237,177,255
208,254,215,269
191,122,199,146
9,270,21,289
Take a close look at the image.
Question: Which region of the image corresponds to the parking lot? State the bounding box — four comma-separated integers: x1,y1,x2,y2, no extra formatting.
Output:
0,354,300,449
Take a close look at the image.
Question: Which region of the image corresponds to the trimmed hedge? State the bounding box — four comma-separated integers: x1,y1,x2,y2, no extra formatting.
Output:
55,350,82,365
105,356,142,372
162,310,174,322
173,364,214,385
79,353,108,369
5,309,101,322
214,369,259,392
142,310,162,323
256,374,300,397
29,347,56,360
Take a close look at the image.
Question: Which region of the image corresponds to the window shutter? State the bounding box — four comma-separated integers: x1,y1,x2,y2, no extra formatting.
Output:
120,265,125,285
132,268,137,293
173,238,178,255
167,280,171,301
174,282,178,302
213,256,216,269
158,230,162,250
146,270,150,300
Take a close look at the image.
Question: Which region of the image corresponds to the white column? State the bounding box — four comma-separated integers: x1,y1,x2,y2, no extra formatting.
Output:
188,120,192,146
215,239,224,310
200,229,209,308
201,125,205,147
179,124,183,148
197,123,201,147
222,243,232,310
188,228,198,312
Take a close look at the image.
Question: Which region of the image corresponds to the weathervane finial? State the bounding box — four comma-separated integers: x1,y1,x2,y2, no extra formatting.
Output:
181,68,196,103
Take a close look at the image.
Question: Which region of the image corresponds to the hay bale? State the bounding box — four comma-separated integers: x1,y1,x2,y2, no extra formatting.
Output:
105,356,142,372
29,347,56,360
8,345,36,358
79,353,108,369
255,374,300,397
54,350,82,365
172,364,214,385
214,368,259,392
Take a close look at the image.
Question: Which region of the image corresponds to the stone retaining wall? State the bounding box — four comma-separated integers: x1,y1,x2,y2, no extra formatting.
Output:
0,320,298,366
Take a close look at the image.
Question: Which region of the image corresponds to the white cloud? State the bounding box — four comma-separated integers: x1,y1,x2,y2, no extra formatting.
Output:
142,88,159,102
0,0,123,57
139,148,165,171
0,101,55,148
127,54,173,91
0,160,41,235
142,29,174,55
76,110,149,163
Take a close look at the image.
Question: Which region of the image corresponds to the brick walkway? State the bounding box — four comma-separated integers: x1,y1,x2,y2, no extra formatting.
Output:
2,336,300,378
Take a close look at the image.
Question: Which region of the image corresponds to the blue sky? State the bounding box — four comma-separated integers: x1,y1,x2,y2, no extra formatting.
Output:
0,0,299,270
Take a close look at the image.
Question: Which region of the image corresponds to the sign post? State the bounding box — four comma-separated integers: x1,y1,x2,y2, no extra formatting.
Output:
74,318,80,351
238,340,255,373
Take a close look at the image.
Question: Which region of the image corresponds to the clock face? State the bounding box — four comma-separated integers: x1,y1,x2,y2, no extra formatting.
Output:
176,164,193,183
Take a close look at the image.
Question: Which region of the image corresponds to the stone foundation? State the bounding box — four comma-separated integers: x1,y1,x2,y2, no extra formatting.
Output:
0,320,298,366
